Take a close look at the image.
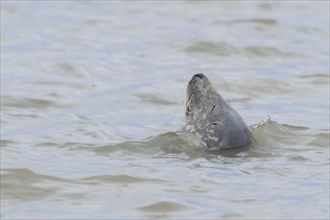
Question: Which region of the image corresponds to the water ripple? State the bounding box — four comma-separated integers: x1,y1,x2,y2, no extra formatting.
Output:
185,41,298,57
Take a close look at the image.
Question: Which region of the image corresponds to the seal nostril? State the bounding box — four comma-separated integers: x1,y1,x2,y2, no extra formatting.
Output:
193,73,204,79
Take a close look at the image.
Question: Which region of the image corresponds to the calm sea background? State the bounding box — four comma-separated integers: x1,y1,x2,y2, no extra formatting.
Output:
1,1,329,219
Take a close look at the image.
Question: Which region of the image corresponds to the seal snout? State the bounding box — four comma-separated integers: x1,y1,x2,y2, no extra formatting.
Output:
193,73,205,79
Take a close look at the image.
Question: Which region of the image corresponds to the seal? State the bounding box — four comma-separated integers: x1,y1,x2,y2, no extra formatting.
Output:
183,73,249,150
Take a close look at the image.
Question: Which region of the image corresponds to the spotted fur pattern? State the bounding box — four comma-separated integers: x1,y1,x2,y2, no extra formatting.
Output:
183,73,249,150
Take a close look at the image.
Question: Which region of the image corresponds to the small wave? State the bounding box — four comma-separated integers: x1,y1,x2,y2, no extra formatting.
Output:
249,116,310,148
307,131,330,148
134,93,177,105
2,96,57,109
184,41,297,57
52,62,86,79
94,132,190,155
34,142,96,151
1,168,76,201
1,168,76,183
247,116,329,164
138,201,189,213
298,73,330,85
32,80,88,90
80,174,167,184
0,140,16,147
228,18,278,26
94,140,157,154
299,73,330,79
90,118,327,161
243,46,295,57
184,41,239,56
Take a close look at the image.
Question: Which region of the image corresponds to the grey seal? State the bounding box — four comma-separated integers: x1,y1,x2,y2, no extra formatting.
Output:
183,73,249,150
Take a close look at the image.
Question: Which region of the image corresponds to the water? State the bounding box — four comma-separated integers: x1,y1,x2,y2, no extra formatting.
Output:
1,1,329,219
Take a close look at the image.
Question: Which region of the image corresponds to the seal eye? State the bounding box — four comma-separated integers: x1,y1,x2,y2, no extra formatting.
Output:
212,122,219,126
186,106,192,116
210,105,216,114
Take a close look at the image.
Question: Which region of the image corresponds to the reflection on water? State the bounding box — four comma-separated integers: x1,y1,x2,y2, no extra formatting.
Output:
1,1,329,219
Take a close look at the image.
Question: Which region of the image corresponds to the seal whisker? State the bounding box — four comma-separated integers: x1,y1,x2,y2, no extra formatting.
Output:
173,93,187,130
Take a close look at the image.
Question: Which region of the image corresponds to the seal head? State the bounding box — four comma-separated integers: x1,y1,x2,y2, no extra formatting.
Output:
183,73,249,150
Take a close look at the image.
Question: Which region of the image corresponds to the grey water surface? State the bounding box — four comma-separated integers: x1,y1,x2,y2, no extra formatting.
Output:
1,1,329,219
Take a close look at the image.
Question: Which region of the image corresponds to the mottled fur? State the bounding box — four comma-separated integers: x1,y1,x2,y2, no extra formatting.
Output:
183,73,249,150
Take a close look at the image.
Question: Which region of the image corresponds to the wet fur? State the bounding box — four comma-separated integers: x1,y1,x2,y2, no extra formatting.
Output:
183,74,249,150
